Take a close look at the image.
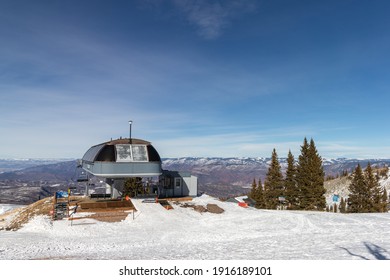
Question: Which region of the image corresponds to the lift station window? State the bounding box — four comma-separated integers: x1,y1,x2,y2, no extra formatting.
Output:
175,178,182,188
116,144,149,162
132,145,148,161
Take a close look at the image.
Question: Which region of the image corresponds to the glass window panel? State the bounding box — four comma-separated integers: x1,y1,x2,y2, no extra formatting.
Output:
116,144,132,162
132,145,148,162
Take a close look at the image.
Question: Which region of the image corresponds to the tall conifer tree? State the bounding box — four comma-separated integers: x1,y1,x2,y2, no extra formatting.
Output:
365,163,382,212
296,138,325,210
264,148,284,209
381,188,388,212
308,138,326,210
285,150,298,210
256,178,265,209
348,164,370,213
296,138,309,209
250,178,257,199
249,178,265,208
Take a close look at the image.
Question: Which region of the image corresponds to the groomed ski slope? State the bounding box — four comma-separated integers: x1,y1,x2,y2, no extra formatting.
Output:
1,195,390,260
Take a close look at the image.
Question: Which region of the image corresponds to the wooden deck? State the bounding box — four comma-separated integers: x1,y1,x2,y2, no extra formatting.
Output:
68,196,136,223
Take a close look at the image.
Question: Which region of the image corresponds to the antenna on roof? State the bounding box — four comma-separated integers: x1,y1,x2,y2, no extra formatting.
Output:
129,120,133,144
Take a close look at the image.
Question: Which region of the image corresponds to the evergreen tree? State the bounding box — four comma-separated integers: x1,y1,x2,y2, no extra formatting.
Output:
296,138,309,209
296,138,326,210
123,177,143,197
348,164,370,213
307,138,326,210
249,178,265,208
255,178,265,209
365,163,382,212
284,150,298,210
255,178,265,208
339,197,346,213
249,178,257,199
382,188,388,212
264,148,284,209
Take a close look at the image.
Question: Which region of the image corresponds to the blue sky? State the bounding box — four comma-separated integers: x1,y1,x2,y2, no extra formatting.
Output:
1,0,390,159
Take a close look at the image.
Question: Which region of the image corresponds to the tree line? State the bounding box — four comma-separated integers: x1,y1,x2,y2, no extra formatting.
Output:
327,164,388,213
347,163,388,213
250,137,326,211
249,137,389,213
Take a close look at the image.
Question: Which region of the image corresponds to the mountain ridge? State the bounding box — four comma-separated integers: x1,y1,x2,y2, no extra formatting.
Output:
1,157,389,203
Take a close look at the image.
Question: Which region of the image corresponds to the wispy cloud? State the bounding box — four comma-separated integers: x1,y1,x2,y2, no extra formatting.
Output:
318,142,390,159
171,0,257,39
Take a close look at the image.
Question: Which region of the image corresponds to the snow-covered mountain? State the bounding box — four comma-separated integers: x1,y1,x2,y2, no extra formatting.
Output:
0,158,72,173
163,157,390,175
162,156,390,184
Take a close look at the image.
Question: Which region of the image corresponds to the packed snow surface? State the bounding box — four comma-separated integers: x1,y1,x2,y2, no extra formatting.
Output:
0,204,22,215
1,195,390,260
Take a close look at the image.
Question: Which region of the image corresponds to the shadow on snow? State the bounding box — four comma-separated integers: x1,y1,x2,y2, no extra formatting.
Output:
339,242,390,260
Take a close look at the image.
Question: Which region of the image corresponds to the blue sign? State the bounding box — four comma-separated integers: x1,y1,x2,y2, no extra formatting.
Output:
56,191,69,198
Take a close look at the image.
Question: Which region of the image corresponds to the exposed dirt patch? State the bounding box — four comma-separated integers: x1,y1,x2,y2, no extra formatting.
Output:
206,204,224,214
1,196,138,230
70,211,132,223
180,202,224,214
1,197,53,231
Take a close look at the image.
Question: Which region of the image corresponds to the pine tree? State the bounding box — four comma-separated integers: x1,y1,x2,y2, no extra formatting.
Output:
365,163,382,212
296,138,310,209
348,164,370,213
284,150,298,210
264,148,284,209
307,138,326,210
123,177,143,197
381,188,388,212
249,178,257,199
255,178,265,209
249,178,265,208
255,178,265,208
339,197,346,213
296,138,326,210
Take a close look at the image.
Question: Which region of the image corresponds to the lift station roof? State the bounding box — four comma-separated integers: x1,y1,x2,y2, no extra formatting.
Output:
81,138,162,178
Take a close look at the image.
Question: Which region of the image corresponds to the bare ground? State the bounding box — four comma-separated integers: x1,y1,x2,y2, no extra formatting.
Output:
1,196,223,231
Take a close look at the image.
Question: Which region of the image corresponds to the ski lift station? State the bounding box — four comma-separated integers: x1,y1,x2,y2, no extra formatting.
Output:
79,137,198,199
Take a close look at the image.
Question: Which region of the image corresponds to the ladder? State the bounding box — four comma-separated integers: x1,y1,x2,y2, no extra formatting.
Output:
53,201,68,220
52,191,69,220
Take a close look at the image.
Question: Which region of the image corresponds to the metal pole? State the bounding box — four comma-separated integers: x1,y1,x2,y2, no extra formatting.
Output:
129,120,132,144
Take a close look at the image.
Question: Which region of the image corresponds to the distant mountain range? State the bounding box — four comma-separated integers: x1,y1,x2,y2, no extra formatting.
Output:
0,158,72,173
162,157,390,197
1,157,390,203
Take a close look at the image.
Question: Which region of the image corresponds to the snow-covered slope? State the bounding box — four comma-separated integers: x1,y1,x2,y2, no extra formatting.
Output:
1,195,390,260
0,204,22,215
324,170,390,207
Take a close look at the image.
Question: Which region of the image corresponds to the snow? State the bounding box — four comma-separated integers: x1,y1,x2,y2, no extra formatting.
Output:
1,195,390,260
0,204,23,215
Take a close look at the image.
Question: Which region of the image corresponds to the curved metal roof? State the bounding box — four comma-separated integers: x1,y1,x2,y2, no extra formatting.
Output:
82,138,161,163
81,138,162,178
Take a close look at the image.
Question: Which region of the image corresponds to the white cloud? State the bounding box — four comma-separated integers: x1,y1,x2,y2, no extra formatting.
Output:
318,142,390,159
172,0,257,39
